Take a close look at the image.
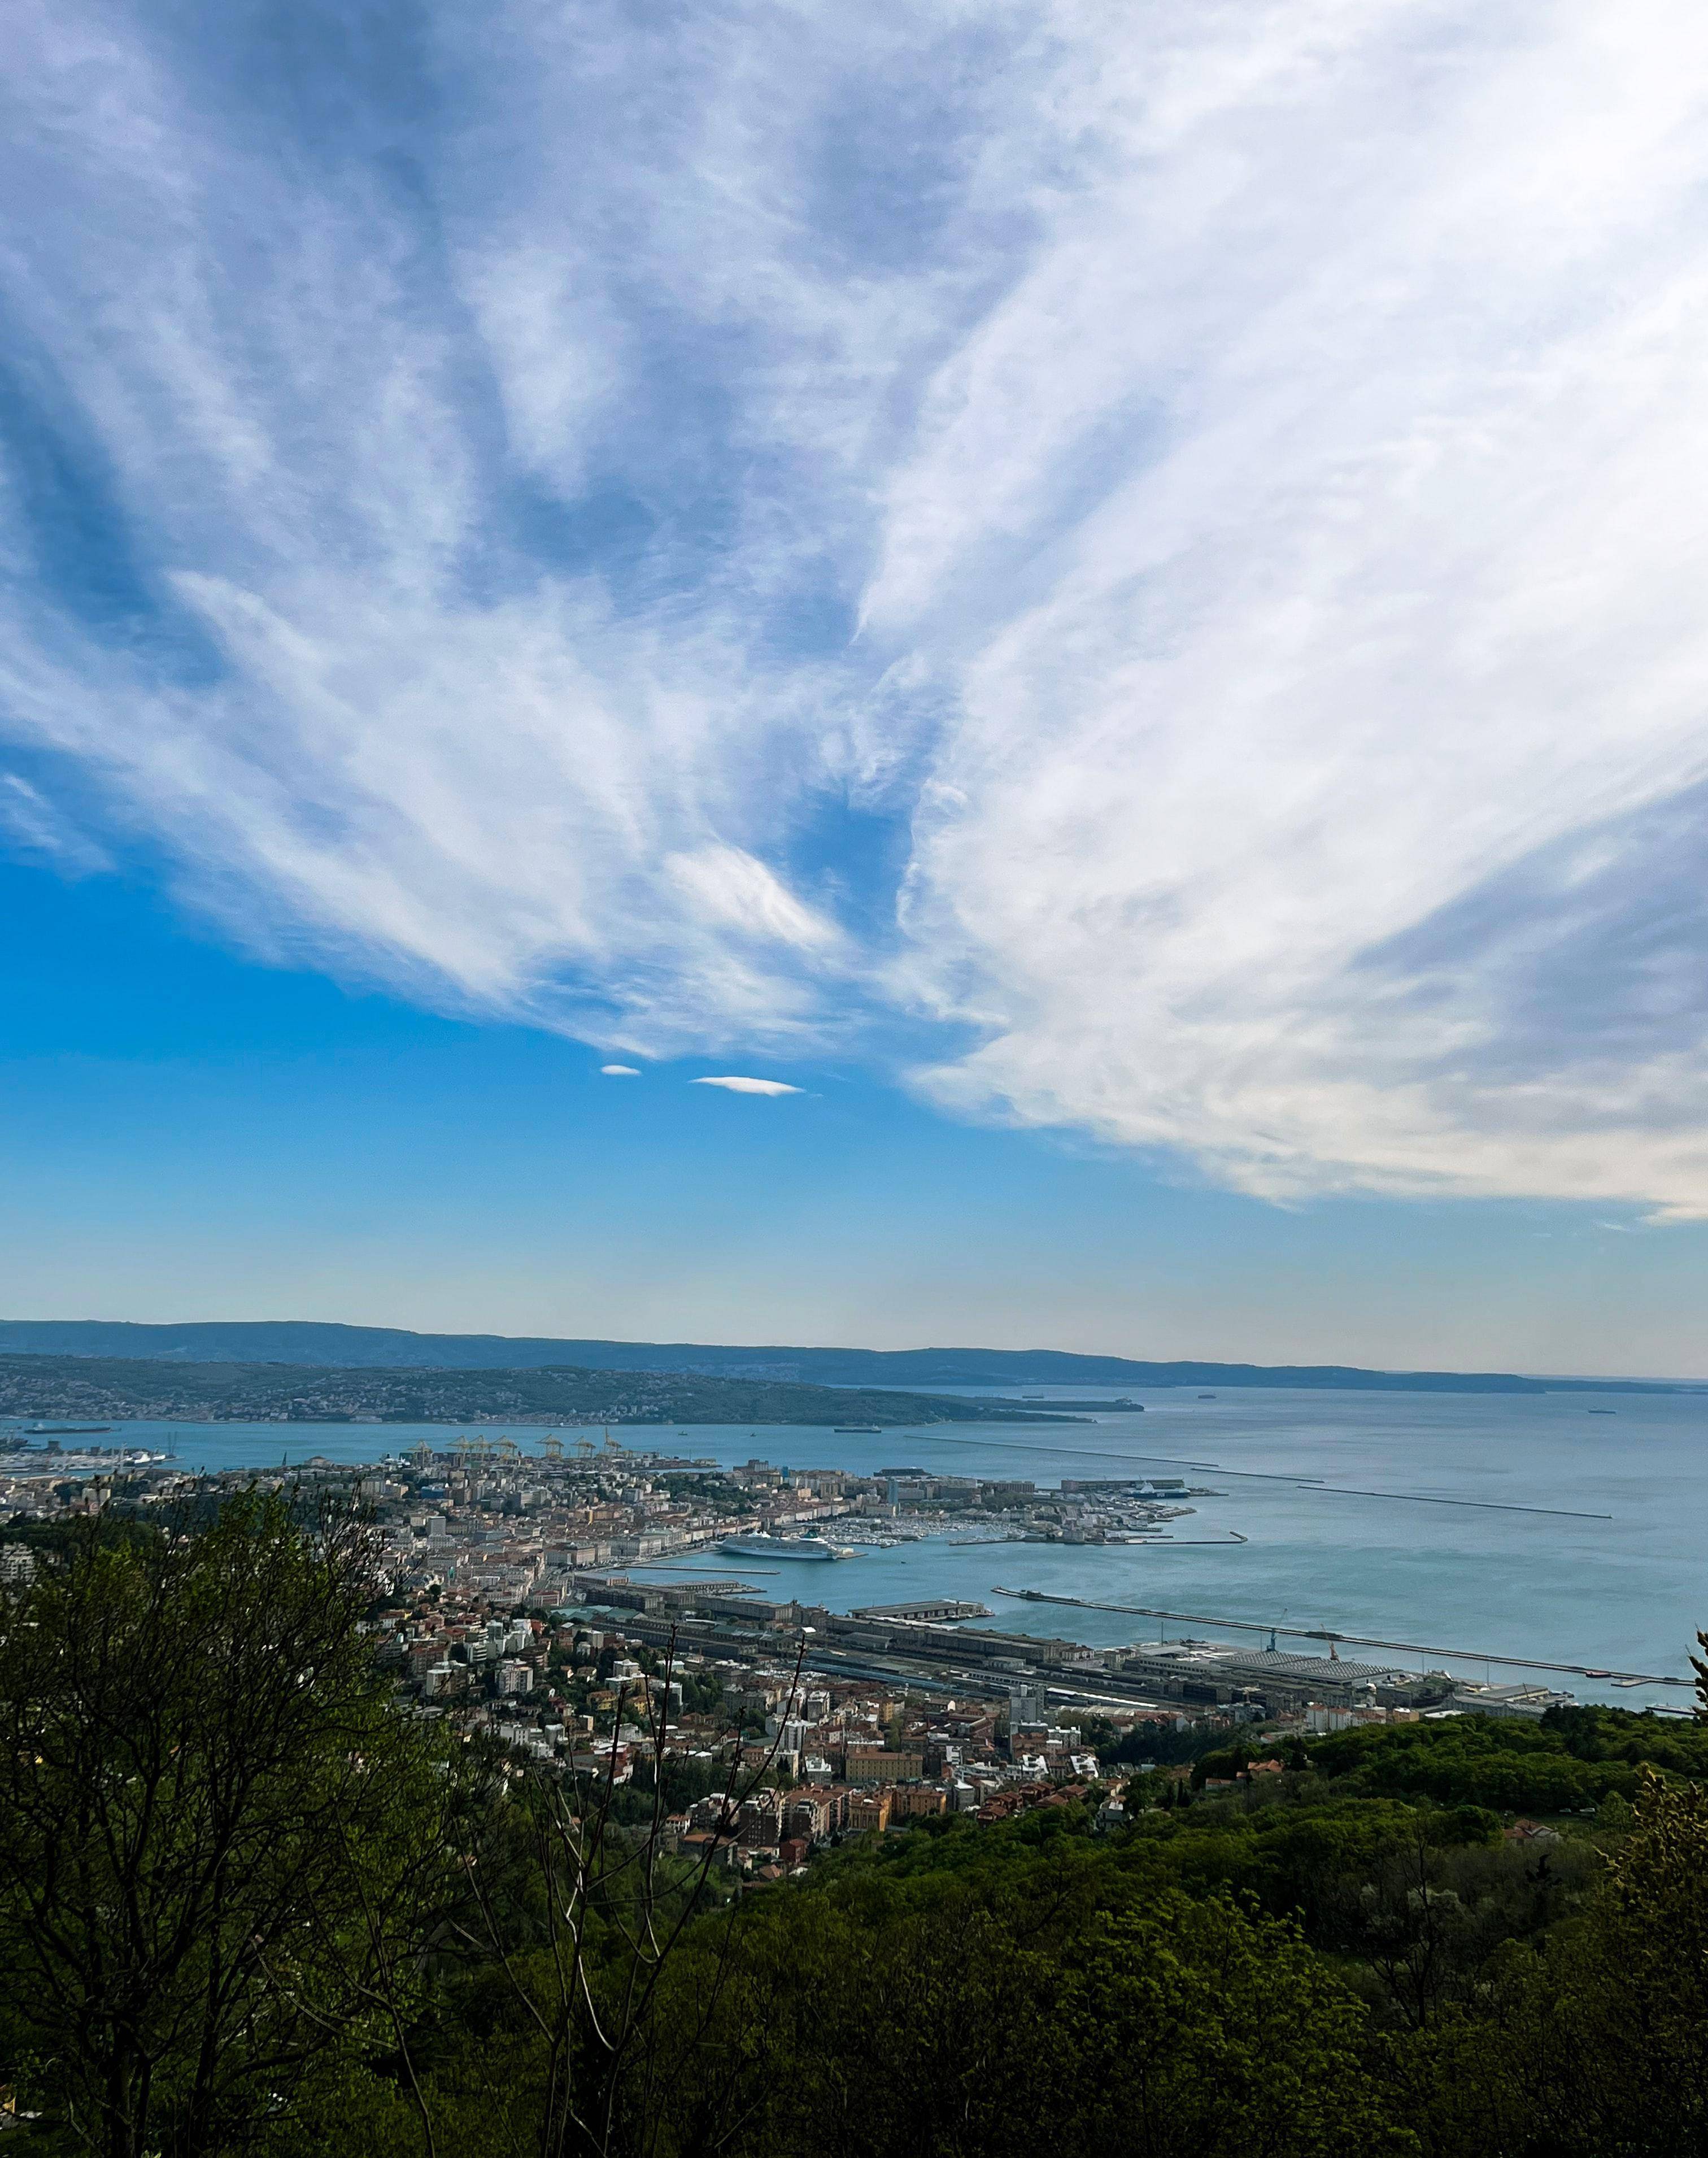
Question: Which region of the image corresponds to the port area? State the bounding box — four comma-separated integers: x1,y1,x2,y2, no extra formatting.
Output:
992,1589,1689,1692
851,1598,992,1623
0,1434,171,1472
567,1571,1617,1721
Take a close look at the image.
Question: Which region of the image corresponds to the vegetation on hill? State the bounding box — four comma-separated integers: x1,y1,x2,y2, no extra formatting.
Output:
1191,1707,1708,1813
0,1352,1074,1427
3,1500,1707,2157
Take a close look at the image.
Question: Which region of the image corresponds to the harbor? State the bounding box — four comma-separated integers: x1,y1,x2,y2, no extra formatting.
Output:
5,1387,1703,1705
991,1589,1693,1689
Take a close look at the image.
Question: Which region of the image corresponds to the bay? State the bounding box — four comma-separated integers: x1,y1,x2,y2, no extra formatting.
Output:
50,1385,1708,1705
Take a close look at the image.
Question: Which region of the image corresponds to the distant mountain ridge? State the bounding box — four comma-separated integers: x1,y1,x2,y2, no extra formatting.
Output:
0,1320,1695,1394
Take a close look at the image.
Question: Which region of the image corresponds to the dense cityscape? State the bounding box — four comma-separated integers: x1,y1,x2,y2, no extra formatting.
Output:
1,1423,1587,1877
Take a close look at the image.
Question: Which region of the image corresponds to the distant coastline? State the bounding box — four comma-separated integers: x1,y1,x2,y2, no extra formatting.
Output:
0,1352,1081,1429
0,1319,1701,1395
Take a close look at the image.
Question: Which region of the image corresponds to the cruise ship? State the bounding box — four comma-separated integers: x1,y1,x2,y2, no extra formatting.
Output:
718,1532,852,1561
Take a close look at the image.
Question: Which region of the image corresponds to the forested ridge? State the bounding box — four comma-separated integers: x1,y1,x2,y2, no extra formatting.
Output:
3,1501,1707,2157
0,1352,1068,1427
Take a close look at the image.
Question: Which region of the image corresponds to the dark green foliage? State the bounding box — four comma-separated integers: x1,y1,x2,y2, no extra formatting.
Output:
0,1496,461,2158
1101,1716,1236,1769
0,1509,162,1561
8,1504,1708,2158
1543,1700,1708,1774
641,1861,1413,2158
1276,1709,1672,1812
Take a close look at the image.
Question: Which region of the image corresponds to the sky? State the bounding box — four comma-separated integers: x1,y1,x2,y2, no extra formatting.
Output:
3,1,1708,1374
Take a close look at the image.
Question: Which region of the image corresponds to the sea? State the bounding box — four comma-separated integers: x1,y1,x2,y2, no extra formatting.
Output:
33,1385,1708,1707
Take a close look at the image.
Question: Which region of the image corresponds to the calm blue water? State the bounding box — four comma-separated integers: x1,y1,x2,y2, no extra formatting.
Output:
60,1387,1708,1703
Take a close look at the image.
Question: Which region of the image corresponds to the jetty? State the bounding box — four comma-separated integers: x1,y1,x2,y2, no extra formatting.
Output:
991,1589,1688,1687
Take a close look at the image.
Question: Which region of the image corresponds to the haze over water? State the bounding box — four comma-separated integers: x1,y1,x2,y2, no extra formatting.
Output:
71,1386,1707,1705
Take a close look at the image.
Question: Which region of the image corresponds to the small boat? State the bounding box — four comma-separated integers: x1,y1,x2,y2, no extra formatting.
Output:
1582,1669,1613,1678
834,1424,882,1434
1197,1394,1215,1400
1587,1409,1616,1416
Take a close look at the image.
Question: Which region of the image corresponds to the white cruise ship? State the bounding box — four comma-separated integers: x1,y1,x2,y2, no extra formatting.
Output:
718,1532,852,1561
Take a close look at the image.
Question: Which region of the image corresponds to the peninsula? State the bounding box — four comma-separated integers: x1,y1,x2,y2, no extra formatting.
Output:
0,1354,1078,1429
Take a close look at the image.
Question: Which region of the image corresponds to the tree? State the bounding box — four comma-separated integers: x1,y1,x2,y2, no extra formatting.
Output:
449,1631,805,2158
0,1493,457,2158
640,1867,1414,2158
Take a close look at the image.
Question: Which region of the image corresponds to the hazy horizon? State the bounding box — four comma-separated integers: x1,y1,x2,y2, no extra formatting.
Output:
1,1315,1703,1388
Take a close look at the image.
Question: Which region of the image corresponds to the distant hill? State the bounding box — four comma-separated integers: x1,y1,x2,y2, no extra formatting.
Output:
0,1355,1075,1429
0,1321,1696,1393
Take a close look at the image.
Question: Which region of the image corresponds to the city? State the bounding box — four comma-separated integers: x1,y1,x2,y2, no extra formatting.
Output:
6,0,1708,2147
1,1426,1584,1883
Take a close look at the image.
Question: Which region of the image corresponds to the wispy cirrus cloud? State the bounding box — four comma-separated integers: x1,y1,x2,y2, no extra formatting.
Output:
0,773,110,873
4,1,1708,1209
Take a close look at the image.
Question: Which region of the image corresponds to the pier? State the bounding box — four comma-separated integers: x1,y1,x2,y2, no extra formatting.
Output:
990,1589,1689,1687
904,1432,1613,1519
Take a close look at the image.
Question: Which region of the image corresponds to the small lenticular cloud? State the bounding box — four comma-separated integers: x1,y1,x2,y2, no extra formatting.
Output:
691,1076,803,1097
600,1064,642,1076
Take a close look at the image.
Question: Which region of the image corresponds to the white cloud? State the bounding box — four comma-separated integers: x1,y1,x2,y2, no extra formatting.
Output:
3,2,1708,1211
600,1064,642,1076
690,1076,804,1097
0,774,110,873
885,2,1708,1216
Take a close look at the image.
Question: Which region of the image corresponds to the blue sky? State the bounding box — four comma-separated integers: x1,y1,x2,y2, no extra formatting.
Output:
3,1,1708,1373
